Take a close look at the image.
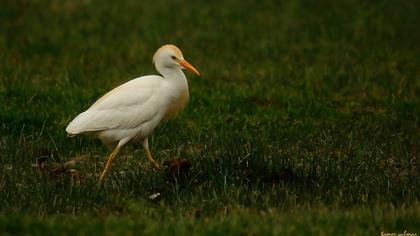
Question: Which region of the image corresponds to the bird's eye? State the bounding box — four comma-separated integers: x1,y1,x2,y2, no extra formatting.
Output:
171,56,177,60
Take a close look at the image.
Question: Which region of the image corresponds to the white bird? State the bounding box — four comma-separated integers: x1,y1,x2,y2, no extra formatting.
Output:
66,44,200,183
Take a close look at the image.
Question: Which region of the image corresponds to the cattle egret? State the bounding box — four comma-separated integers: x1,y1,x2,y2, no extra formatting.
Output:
66,44,200,183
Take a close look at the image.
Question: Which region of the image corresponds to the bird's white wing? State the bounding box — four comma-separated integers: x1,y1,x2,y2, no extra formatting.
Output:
66,75,164,135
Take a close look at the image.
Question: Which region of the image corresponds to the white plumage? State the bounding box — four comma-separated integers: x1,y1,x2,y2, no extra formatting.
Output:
66,44,200,183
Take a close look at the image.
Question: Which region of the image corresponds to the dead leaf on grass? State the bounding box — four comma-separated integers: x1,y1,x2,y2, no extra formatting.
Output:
164,158,191,184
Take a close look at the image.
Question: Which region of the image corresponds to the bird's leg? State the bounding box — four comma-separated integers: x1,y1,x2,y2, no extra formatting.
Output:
145,147,162,172
98,145,120,184
142,138,161,172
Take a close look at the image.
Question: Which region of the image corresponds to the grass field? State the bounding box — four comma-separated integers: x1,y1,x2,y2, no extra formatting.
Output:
0,0,419,235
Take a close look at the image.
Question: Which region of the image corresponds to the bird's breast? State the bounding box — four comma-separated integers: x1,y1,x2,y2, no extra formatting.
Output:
162,87,189,121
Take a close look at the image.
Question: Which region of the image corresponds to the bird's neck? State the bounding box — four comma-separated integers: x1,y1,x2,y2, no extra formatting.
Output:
159,68,188,88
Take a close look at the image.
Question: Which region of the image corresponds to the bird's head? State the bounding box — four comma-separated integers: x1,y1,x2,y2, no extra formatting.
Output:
153,44,200,76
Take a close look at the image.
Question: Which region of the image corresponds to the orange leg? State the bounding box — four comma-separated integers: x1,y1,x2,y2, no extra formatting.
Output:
98,146,120,184
145,147,161,172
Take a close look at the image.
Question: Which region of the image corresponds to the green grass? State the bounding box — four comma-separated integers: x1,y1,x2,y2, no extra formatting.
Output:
0,0,419,235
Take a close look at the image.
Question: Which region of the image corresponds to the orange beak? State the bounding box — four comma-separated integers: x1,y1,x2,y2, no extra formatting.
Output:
178,59,200,76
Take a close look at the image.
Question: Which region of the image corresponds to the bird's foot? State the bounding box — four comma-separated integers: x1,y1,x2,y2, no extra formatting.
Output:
151,161,162,173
